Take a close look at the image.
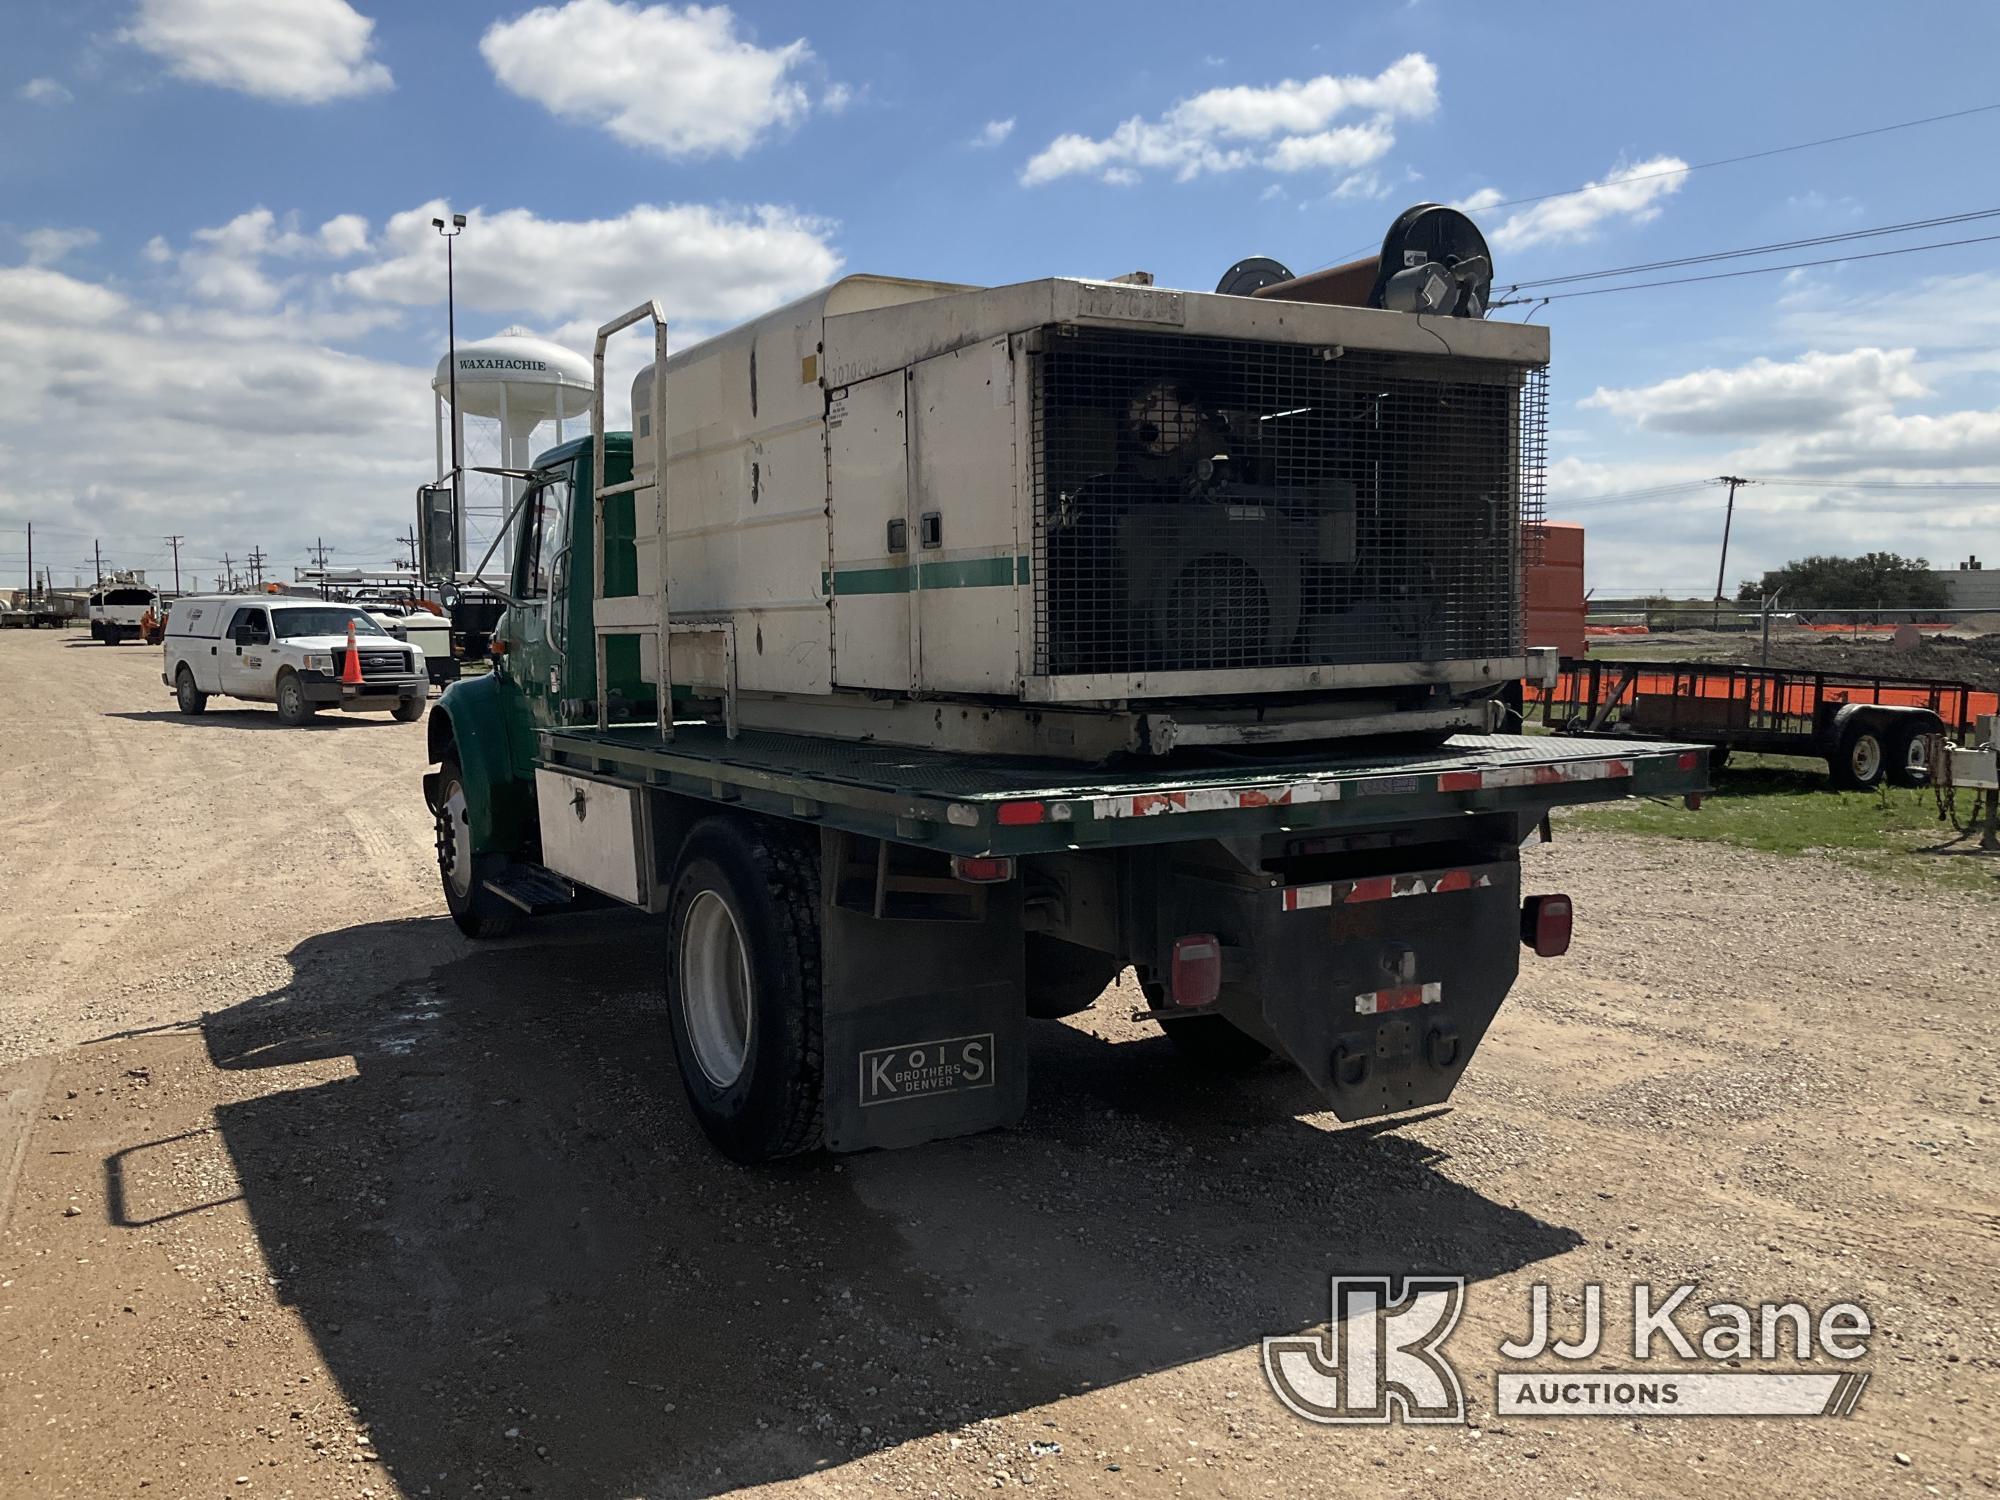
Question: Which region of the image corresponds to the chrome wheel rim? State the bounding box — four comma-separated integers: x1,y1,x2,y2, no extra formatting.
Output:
680,889,753,1089
439,781,473,898
1851,734,1882,782
1903,735,1932,778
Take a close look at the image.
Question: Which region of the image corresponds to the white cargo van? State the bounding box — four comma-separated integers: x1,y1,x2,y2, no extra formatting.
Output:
162,595,428,726
89,584,157,644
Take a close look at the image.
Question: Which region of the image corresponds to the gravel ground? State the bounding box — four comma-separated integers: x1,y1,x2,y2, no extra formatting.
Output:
0,628,1994,1499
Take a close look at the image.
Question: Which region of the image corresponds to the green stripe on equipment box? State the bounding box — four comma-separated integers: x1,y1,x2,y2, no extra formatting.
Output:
825,555,1030,596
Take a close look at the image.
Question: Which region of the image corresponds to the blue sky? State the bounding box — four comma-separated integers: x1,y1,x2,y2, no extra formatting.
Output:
4,0,1999,595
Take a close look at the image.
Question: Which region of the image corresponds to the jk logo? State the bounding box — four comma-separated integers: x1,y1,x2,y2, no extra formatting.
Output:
1263,1276,1467,1424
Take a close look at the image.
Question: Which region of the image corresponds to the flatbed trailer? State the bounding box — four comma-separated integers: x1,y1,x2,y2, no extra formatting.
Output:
1531,656,1971,790
432,699,1706,1159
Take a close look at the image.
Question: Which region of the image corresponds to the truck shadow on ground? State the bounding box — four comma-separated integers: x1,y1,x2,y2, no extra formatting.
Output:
105,709,405,731
144,915,1581,1497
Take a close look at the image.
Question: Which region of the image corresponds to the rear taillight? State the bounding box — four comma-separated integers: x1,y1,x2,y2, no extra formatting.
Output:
1170,934,1222,1007
1521,894,1572,957
949,854,1014,884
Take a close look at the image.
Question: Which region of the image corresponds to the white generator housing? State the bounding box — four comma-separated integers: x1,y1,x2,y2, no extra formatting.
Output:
619,274,1548,754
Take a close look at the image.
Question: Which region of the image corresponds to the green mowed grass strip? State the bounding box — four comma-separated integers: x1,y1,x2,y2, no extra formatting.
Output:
1568,752,2000,894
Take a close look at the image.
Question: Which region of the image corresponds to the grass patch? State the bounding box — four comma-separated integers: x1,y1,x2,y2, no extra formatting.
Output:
1569,751,2000,894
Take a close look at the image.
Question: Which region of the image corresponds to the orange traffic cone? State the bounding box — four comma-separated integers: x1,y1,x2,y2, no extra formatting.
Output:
340,620,364,685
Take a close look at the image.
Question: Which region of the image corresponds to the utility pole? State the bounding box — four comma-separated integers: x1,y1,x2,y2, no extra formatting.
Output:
247,546,267,588
163,534,184,595
222,552,235,592
400,525,419,571
1711,476,1750,629
24,521,31,599
94,539,104,590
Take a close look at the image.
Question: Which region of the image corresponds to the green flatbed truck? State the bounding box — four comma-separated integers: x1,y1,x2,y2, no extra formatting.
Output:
422,427,1707,1163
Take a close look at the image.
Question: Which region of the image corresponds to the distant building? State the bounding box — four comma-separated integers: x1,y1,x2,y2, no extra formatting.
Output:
1931,556,2000,612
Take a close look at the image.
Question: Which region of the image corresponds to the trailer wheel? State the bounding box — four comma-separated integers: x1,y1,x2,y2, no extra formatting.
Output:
1887,723,1936,789
173,665,208,715
1025,935,1122,1020
1830,720,1887,791
1158,1014,1271,1072
664,818,824,1163
434,757,524,940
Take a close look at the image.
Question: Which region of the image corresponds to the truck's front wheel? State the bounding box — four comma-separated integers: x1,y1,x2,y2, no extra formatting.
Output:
664,817,824,1163
434,757,524,940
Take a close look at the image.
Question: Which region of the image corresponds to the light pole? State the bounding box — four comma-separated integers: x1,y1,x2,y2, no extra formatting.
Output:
432,212,468,571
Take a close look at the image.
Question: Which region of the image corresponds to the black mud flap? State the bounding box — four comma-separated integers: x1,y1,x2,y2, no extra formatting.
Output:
818,855,1028,1153
1169,858,1521,1122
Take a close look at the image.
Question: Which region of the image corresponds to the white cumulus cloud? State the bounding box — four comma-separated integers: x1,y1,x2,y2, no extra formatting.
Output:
337,199,842,329
123,0,393,103
18,77,74,105
480,1,813,158
1582,348,1929,436
1021,53,1435,186
1457,155,1689,249
972,117,1015,148
19,228,101,267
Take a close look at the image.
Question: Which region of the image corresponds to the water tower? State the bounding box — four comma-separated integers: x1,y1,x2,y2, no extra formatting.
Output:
433,329,595,572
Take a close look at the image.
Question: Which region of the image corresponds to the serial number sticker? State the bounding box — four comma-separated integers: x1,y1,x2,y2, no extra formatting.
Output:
859,1033,993,1106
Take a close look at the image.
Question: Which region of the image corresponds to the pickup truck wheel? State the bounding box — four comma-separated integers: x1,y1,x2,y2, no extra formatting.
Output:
174,665,208,715
1158,1013,1272,1072
392,695,425,723
274,671,316,727
1830,721,1887,791
1887,723,1935,789
434,758,523,939
664,818,823,1163
1025,935,1121,1020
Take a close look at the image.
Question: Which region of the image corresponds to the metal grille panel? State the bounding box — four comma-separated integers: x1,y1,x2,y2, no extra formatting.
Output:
1029,326,1547,680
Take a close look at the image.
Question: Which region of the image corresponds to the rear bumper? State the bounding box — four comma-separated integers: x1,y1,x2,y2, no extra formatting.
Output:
1155,855,1522,1122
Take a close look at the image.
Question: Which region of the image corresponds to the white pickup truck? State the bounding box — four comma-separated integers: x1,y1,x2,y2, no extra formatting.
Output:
161,595,428,726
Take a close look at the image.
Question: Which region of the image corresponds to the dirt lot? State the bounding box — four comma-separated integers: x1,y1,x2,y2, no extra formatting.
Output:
1,627,1994,1499
1600,624,2000,694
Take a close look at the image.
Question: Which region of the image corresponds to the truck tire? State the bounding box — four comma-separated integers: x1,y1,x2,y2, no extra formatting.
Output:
1829,719,1887,791
1025,935,1121,1020
393,695,426,723
433,757,524,940
274,671,315,727
664,817,824,1163
1887,722,1935,789
89,621,104,643
174,665,208,715
1158,1014,1272,1072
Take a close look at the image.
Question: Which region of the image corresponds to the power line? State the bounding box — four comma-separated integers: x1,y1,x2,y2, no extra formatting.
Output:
1490,230,2000,305
1457,102,2000,220
1752,477,2000,490
1307,100,2000,271
1497,207,2000,292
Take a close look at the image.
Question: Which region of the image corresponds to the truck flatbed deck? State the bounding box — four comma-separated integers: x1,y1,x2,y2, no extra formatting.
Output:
542,726,1704,856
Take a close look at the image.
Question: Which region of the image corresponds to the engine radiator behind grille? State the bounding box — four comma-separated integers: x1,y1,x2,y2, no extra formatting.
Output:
1029,326,1546,681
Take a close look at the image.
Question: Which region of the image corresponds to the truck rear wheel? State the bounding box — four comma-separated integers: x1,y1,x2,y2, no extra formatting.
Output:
434,757,524,940
174,665,208,715
1158,1014,1272,1072
1025,935,1121,1020
664,817,824,1163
